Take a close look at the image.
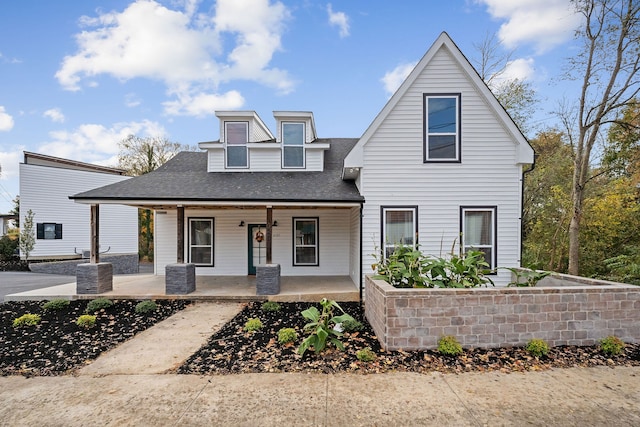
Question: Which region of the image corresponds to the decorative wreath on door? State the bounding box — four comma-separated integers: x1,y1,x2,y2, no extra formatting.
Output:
255,231,264,242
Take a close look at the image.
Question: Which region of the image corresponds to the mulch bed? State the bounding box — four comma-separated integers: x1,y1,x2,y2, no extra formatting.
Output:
2,299,639,377
0,299,190,376
177,301,640,375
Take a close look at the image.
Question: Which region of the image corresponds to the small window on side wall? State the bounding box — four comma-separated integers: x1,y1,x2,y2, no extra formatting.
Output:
381,207,417,258
293,218,318,266
282,122,305,168
424,94,461,162
36,223,62,240
461,206,496,270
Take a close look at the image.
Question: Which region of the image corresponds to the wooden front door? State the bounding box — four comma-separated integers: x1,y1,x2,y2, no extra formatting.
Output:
248,224,266,275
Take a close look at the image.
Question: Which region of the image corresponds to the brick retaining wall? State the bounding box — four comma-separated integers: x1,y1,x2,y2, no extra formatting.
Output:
365,275,640,351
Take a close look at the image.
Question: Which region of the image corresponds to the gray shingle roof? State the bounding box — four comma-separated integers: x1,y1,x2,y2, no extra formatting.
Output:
71,138,363,204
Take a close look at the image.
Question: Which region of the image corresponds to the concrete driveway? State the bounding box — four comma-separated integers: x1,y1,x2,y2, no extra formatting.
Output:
0,271,75,302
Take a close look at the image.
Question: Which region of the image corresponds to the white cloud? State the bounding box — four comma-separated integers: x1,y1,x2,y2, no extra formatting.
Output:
43,108,65,123
55,0,292,116
0,106,14,131
163,90,244,117
38,120,167,164
327,3,350,38
478,0,582,53
381,62,417,96
0,149,23,180
488,57,536,89
124,93,141,108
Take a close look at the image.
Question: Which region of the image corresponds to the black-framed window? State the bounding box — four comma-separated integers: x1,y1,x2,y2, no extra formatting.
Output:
282,122,305,168
37,223,62,240
225,121,248,168
381,206,418,258
424,93,461,162
293,217,318,266
188,218,214,266
460,206,497,270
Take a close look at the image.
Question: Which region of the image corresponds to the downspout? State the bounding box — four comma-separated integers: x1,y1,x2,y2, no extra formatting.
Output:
359,201,364,311
520,153,537,267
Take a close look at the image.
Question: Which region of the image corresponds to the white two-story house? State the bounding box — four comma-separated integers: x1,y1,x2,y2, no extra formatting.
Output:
71,32,534,289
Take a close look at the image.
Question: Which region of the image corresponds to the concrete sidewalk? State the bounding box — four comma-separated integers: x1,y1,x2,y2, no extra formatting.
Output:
1,302,639,426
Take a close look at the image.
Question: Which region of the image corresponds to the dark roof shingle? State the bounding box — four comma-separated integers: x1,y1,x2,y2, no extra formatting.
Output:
71,138,363,204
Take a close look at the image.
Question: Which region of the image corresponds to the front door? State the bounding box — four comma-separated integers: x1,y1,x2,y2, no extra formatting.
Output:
248,224,267,275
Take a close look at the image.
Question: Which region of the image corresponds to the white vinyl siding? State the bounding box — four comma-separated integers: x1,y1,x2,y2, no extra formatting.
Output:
206,146,325,172
19,163,138,259
349,206,361,285
358,45,523,286
154,208,352,276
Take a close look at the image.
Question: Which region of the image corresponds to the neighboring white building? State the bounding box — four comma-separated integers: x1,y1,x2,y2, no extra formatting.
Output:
71,32,534,287
19,151,138,261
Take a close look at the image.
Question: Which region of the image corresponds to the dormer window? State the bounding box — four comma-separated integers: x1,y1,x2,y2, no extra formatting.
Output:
225,121,248,168
282,122,305,168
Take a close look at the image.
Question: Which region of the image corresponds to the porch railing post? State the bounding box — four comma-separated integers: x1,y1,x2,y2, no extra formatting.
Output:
90,204,99,264
266,206,273,264
177,206,184,263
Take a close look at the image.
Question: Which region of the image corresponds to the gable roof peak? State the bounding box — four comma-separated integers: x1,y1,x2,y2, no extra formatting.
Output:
343,32,534,171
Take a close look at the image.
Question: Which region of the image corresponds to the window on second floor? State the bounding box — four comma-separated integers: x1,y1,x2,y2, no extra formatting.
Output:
282,122,305,168
225,121,248,168
424,94,460,162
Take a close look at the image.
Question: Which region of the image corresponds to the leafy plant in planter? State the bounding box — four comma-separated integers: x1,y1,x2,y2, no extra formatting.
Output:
372,244,494,288
297,298,355,356
504,267,551,287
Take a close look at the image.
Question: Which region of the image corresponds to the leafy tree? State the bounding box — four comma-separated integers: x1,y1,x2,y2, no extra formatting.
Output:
522,131,573,271
19,209,35,260
558,0,640,275
472,32,538,136
8,196,19,228
117,136,194,261
602,101,640,181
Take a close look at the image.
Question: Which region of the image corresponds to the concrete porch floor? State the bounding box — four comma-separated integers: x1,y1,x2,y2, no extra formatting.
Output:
4,274,360,303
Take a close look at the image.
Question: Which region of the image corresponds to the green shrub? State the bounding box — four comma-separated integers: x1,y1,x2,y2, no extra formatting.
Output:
12,313,41,328
526,338,550,357
0,234,18,261
438,336,463,356
244,317,263,332
341,318,364,332
277,327,298,344
298,298,355,356
135,300,158,314
261,301,281,312
76,314,97,329
42,299,70,311
599,336,625,356
85,298,113,314
356,347,377,362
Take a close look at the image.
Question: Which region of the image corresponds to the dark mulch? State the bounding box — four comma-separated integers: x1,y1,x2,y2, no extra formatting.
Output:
0,259,29,271
0,299,190,376
177,301,640,375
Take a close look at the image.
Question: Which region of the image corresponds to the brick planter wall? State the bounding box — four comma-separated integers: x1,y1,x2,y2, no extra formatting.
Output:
365,275,640,351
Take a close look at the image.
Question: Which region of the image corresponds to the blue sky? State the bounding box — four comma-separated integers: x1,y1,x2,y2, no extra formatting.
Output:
0,0,583,214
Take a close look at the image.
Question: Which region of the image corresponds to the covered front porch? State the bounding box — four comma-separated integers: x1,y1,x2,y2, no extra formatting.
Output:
5,274,359,302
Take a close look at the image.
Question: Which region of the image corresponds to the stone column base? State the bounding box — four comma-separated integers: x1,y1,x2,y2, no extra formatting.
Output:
256,264,281,295
166,263,196,294
77,263,113,294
